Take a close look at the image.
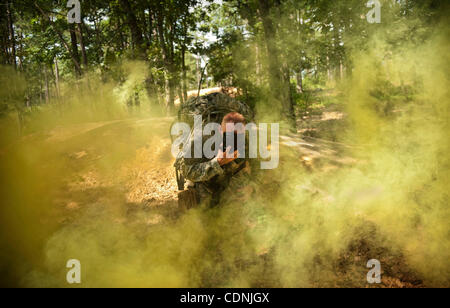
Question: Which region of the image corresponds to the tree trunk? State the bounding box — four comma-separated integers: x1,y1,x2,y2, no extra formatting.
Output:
44,65,49,104
139,8,150,46
77,23,88,69
196,53,201,87
282,62,295,121
17,31,24,71
327,55,332,82
164,71,171,109
39,70,43,104
156,6,175,112
117,17,127,51
69,24,82,77
255,43,263,86
93,17,103,63
168,31,176,111
178,84,184,106
167,75,175,112
181,46,188,101
6,2,16,69
296,67,303,93
121,0,144,57
257,0,296,129
0,16,7,65
34,2,82,76
148,8,155,44
54,58,60,97
1,34,9,65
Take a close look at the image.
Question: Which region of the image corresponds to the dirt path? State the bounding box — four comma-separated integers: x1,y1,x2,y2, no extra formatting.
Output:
1,106,426,287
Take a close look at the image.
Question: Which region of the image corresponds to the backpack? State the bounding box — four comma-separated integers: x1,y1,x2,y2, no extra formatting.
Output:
173,92,253,191
177,92,253,127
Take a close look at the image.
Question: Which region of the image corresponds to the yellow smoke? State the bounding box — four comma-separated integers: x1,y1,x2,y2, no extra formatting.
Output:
0,9,449,288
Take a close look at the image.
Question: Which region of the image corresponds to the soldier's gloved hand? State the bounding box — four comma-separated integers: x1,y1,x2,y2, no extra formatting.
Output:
217,146,239,166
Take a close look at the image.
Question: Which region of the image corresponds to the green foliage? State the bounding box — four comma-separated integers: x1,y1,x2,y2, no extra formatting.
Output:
0,0,447,129
0,66,26,115
293,90,314,118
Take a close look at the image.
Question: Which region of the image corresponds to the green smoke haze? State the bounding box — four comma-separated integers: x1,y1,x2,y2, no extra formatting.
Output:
0,1,449,288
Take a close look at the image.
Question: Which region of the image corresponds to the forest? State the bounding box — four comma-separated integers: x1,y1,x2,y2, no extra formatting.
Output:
0,0,449,288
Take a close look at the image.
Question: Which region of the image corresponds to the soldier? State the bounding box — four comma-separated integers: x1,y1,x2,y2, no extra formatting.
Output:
181,112,252,208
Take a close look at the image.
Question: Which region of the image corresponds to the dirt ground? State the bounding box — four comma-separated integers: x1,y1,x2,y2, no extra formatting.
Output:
0,98,428,287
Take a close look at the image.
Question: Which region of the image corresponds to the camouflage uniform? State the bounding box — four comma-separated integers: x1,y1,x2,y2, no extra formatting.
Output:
182,135,251,208
175,92,255,208
175,94,274,285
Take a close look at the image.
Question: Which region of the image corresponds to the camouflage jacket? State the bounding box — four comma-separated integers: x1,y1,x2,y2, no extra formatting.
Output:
175,92,255,207
181,135,251,208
